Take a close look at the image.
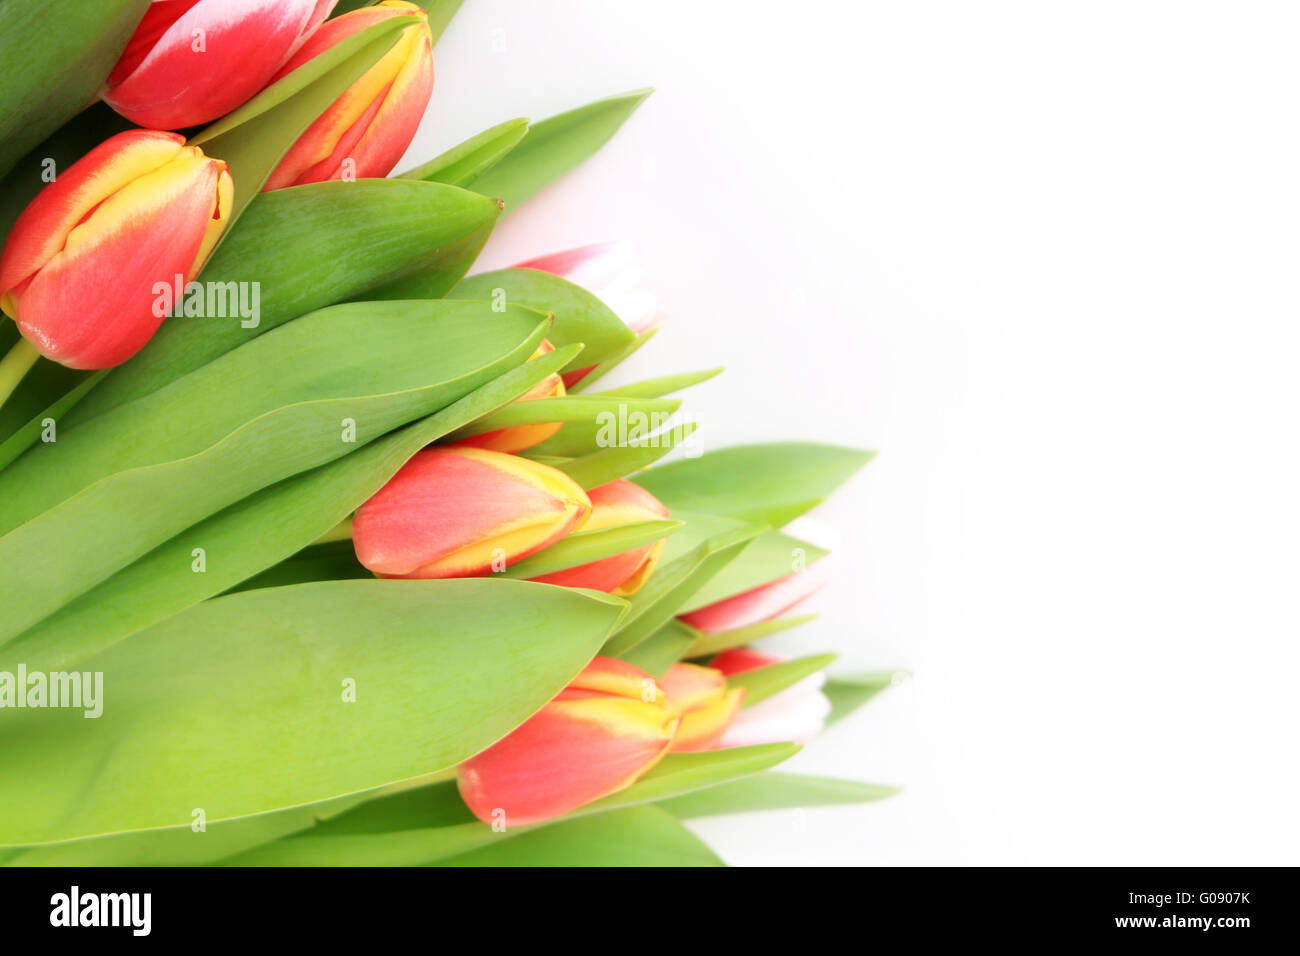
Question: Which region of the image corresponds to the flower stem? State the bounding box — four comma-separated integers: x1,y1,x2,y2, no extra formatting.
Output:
0,337,40,413
312,516,354,546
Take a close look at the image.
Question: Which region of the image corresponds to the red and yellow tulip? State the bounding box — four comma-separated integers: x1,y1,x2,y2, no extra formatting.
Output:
453,340,565,453
709,648,831,747
679,557,831,634
263,1,434,190
515,243,662,387
351,447,590,579
660,662,745,752
528,479,670,596
0,130,232,370
457,656,678,825
103,0,337,129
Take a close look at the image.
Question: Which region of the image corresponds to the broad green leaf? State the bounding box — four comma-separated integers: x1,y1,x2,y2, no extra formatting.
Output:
825,672,905,727
500,520,683,580
593,367,724,400
553,421,699,489
728,654,838,708
447,394,679,440
6,344,571,672
358,219,495,301
659,772,900,819
68,179,501,426
226,540,370,595
0,304,546,644
0,579,626,845
451,268,636,372
0,371,105,471
620,619,701,678
398,118,529,186
471,89,652,214
635,442,875,528
524,400,685,459
190,14,417,222
220,744,795,865
0,0,149,179
436,806,724,867
603,523,764,657
684,612,820,659
0,302,540,534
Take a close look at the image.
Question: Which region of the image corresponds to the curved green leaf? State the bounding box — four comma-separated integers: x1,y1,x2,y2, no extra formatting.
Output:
399,117,529,186
659,772,900,819
729,654,838,708
499,519,684,580
0,579,627,845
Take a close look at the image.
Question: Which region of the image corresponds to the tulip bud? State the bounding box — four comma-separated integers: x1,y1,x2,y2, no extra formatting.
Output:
103,0,337,129
351,447,591,579
515,243,662,387
528,479,670,596
262,1,434,190
660,662,745,753
710,649,831,747
458,656,678,825
678,557,831,634
453,340,565,454
0,130,233,370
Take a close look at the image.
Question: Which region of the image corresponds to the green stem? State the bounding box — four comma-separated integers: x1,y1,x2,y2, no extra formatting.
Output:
312,516,354,546
0,338,39,413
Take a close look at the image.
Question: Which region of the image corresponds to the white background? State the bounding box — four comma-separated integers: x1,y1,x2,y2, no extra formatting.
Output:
403,1,1300,865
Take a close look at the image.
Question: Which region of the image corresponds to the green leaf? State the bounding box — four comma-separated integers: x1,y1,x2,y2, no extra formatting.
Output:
566,328,659,393
620,619,701,678
190,13,418,224
398,118,529,186
684,612,820,659
451,268,636,371
335,0,464,39
0,0,149,179
447,394,679,440
679,529,829,614
0,303,546,645
358,219,495,302
592,367,724,399
603,523,764,657
552,421,699,489
635,442,875,528
67,179,502,426
500,520,683,580
659,772,900,819
825,672,906,727
0,371,106,472
436,806,724,867
470,89,652,214
0,579,626,845
729,654,838,708
219,744,795,866
5,345,571,672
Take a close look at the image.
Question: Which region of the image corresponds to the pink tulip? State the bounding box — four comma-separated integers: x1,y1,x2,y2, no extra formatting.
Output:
263,1,434,190
0,130,232,369
453,340,565,454
711,648,832,747
679,557,831,634
351,447,590,579
103,0,337,129
514,243,662,387
457,656,678,825
528,479,670,596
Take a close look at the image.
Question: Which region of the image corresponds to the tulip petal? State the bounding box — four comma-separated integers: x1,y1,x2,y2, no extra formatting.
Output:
104,0,331,129
679,558,831,634
671,687,746,752
0,131,186,311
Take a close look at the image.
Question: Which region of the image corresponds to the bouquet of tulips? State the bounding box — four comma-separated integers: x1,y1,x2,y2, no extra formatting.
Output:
0,0,895,868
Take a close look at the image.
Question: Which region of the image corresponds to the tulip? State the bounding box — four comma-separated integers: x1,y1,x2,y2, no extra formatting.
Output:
527,480,670,596
678,557,831,634
710,648,832,747
660,662,745,753
457,656,678,825
453,340,565,453
0,130,233,370
103,0,337,129
514,243,662,387
262,1,434,190
351,447,590,579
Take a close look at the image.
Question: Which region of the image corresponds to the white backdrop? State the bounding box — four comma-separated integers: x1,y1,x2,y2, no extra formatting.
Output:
401,0,1300,865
